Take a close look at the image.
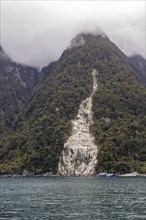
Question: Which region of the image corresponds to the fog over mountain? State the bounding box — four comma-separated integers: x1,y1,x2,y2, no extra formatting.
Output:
1,1,145,68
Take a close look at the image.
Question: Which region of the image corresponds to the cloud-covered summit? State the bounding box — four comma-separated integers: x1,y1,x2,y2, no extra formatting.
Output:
1,1,145,68
69,29,107,49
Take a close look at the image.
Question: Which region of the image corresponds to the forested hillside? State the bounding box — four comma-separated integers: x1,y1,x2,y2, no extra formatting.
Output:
0,33,145,175
92,56,146,174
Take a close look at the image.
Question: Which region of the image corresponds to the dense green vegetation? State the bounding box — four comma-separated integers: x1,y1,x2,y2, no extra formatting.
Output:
0,34,146,174
92,53,146,174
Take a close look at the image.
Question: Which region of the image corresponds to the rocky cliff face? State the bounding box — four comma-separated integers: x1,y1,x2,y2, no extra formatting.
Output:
58,69,98,176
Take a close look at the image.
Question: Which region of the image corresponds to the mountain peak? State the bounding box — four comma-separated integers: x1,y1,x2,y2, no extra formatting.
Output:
69,29,107,49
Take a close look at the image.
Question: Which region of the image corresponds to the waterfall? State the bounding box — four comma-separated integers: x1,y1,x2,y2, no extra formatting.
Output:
58,69,98,176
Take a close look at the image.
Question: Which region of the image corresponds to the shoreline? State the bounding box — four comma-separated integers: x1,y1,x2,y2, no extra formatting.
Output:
0,172,146,178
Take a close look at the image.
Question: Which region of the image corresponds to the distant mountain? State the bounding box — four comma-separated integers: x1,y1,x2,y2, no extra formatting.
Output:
0,33,145,175
128,55,146,87
0,46,39,133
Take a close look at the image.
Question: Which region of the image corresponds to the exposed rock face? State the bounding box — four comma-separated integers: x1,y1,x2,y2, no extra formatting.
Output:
58,69,98,176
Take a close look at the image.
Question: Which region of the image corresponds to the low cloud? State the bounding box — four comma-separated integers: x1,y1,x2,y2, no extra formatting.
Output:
1,1,145,68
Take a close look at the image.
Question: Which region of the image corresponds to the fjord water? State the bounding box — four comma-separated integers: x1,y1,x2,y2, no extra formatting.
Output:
0,177,146,220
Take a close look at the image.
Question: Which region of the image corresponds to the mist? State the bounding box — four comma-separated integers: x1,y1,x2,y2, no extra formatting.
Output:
1,1,145,68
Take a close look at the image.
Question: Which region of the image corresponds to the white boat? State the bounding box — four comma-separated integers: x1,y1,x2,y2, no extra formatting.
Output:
97,173,116,177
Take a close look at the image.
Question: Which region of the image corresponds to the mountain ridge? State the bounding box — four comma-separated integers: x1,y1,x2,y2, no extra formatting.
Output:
0,46,39,133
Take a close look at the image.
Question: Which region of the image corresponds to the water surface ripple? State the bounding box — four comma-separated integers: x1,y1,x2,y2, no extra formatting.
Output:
0,177,146,219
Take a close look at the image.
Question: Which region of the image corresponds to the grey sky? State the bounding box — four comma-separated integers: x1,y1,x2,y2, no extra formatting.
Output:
1,0,145,68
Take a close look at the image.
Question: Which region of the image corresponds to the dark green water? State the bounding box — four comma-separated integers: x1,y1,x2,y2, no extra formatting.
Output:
0,177,146,220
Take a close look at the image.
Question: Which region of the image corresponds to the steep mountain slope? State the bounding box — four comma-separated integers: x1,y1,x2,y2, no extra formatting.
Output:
92,62,146,174
0,33,145,175
0,46,39,133
128,55,146,87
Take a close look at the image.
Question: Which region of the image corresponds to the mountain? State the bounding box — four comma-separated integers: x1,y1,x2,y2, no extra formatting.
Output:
0,46,39,133
0,33,146,175
128,55,146,87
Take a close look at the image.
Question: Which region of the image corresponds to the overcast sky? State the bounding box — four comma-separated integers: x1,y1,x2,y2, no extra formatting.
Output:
1,0,145,68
